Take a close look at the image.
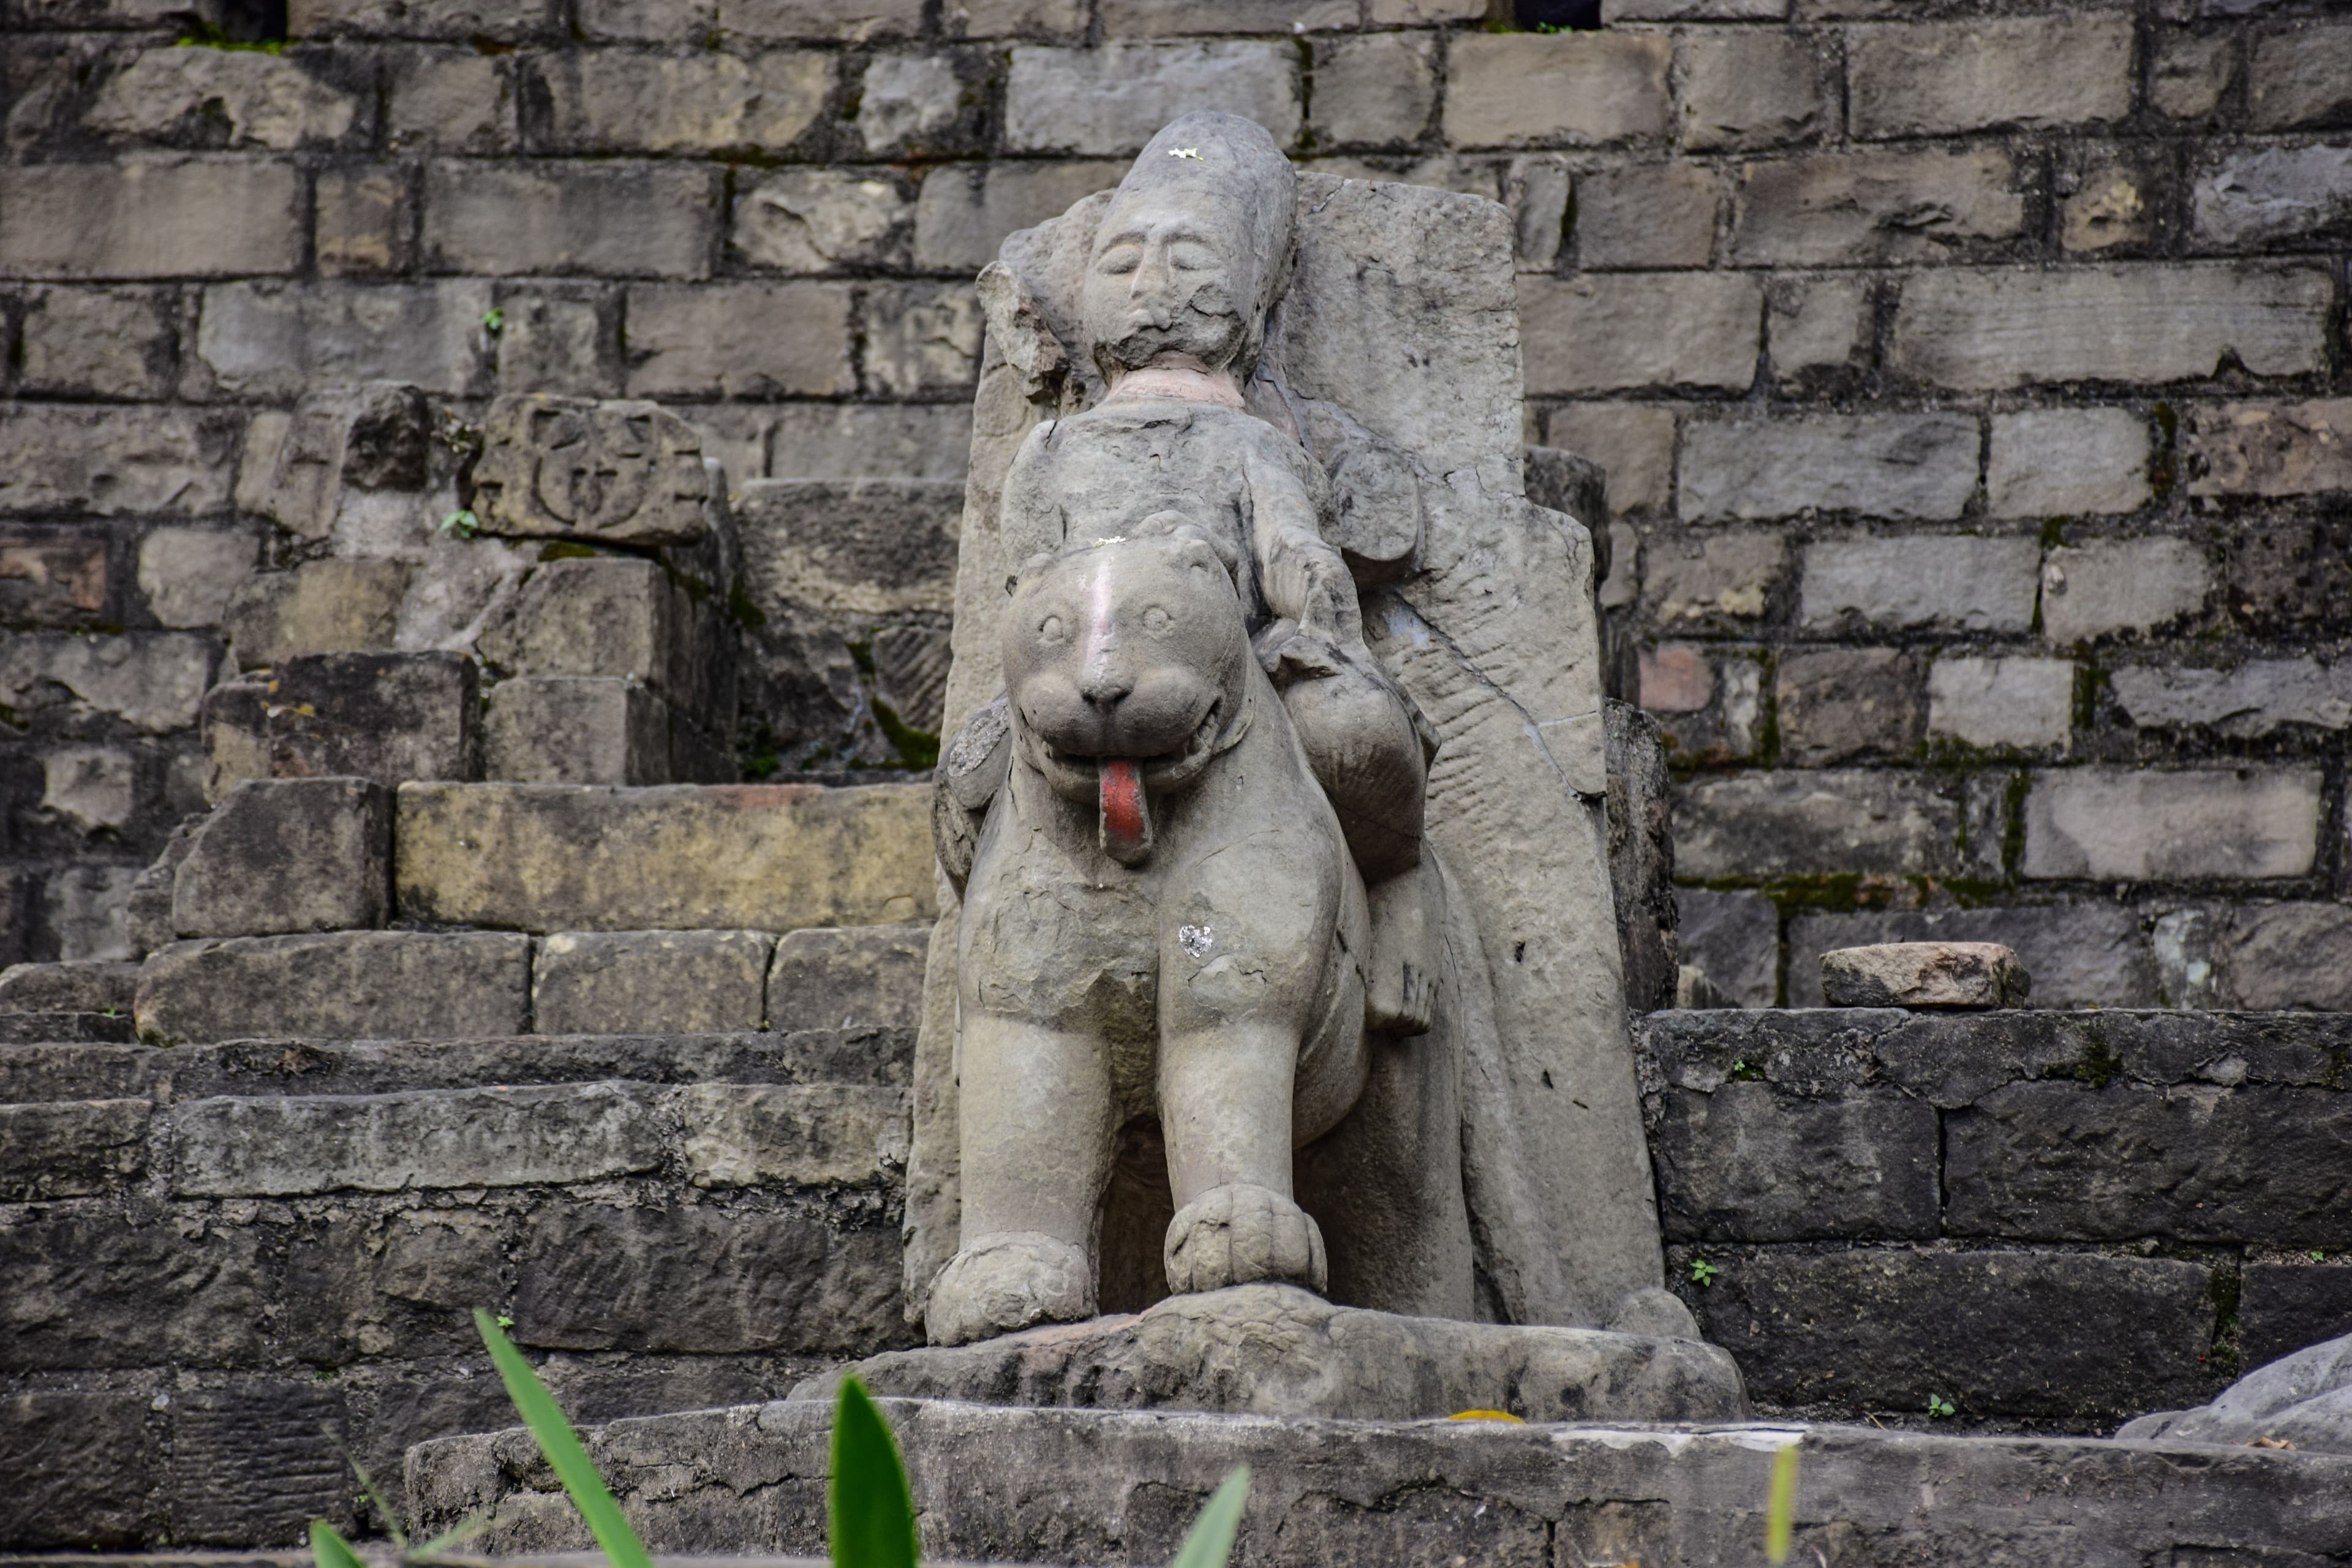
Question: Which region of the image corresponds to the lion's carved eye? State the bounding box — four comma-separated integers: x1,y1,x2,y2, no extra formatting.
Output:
1038,614,1068,644
1140,605,1174,636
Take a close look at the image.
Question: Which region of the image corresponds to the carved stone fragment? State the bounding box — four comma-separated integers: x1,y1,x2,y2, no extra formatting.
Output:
471,393,707,546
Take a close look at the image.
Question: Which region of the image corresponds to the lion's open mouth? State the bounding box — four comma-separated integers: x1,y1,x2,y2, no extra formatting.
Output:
1038,695,1227,785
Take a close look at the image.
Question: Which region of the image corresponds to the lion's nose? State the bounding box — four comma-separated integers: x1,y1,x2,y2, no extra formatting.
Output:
1080,660,1133,709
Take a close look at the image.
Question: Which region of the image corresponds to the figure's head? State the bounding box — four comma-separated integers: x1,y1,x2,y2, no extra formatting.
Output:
1002,532,1251,797
1079,112,1297,390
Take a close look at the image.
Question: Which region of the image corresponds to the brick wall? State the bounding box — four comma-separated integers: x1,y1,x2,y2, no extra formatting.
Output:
2,0,2348,987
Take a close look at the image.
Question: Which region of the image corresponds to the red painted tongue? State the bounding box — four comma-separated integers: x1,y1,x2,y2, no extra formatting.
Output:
1098,758,1152,865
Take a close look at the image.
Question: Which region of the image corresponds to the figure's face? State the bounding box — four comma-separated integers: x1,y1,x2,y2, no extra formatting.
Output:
1080,202,1248,376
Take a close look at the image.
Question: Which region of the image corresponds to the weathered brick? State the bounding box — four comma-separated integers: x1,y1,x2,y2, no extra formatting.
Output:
2040,537,2212,643
232,382,437,540
533,929,773,1033
2192,145,2352,247
1681,1246,2215,1419
943,0,1085,34
484,676,672,786
1681,413,1978,524
2151,30,2236,121
0,524,108,630
1776,647,1922,766
135,930,532,1044
2111,658,2352,739
532,48,829,154
491,284,622,397
282,1207,507,1360
315,165,410,276
1677,28,1819,151
2186,399,2352,497
0,632,217,734
386,47,517,153
1800,534,2040,634
1309,34,1436,149
1575,162,1720,270
2240,1261,2352,1371
1541,403,1675,516
1640,528,1782,630
1890,265,2334,390
2058,150,2159,255
172,777,391,938
1654,1085,1937,1242
1676,771,1959,880
130,525,251,632
2223,902,2352,1011
2226,519,2352,631
1444,32,1670,150
0,1208,272,1369
1987,408,2149,518
17,286,176,399
677,1082,907,1187
0,1098,148,1199
769,405,973,483
202,652,479,799
0,1389,156,1548
478,558,687,697
223,560,410,668
1847,14,2135,139
85,45,361,151
396,781,934,932
1732,149,2023,266
1607,0,1783,15
175,1082,660,1196
1786,905,2155,1009
717,0,925,40
1521,273,1761,394
2023,766,2322,881
423,162,719,278
912,159,1124,274
1003,43,1299,156
768,922,930,1031
189,281,491,401
622,282,853,398
47,864,148,962
1675,888,1777,1007
0,157,301,279
37,743,138,835
0,404,239,518
861,282,985,399
1765,274,1870,385
2247,23,2352,131
1927,655,2074,753
511,1204,911,1354
0,958,139,1012
734,169,913,273
853,52,982,158
290,0,557,39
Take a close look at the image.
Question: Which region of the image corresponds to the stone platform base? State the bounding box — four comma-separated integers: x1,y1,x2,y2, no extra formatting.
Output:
790,1283,1749,1425
409,1398,2352,1566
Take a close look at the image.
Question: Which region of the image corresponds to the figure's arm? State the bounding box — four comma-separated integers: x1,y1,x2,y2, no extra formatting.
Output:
998,426,1067,573
1245,444,1364,647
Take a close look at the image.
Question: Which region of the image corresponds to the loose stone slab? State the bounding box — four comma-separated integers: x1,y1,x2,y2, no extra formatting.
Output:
1821,941,2029,1009
2125,1329,2352,1455
471,393,709,546
793,1283,1747,1424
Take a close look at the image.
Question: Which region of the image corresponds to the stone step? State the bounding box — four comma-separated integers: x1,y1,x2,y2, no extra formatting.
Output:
406,1399,2352,1566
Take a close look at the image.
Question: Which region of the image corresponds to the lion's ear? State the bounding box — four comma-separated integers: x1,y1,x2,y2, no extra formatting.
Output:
1008,551,1059,595
1164,527,1242,589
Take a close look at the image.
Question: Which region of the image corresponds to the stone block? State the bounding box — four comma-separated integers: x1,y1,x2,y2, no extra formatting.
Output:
2058,150,2160,256
1444,32,1671,149
0,156,300,279
396,781,933,932
1766,275,1871,386
0,524,108,630
942,0,1085,34
1637,644,1712,714
0,1389,156,1548
202,652,480,801
0,632,217,734
2241,1262,2352,1372
1654,1085,1937,1241
677,1081,908,1187
175,1081,659,1196
2152,31,2236,121
37,744,137,835
1097,0,1354,31
510,1203,911,1354
1640,529,1782,629
172,777,391,939
386,46,517,152
2222,903,2352,1011
1575,162,1719,270
470,396,709,546
477,558,686,695
769,406,973,483
1309,34,1436,149
912,159,1125,274
222,560,410,668
1987,408,2149,518
483,676,671,786
1890,265,2334,390
2023,767,2321,881
1678,29,1819,151
85,44,360,150
422,160,718,278
2041,537,2211,643
1947,1082,2352,1246
854,52,985,158
736,479,962,623
2247,23,2352,130
190,279,489,401
1003,43,1299,156
1541,405,1675,518
1520,273,1762,394
2187,399,2352,498
1732,149,2022,267
1848,14,2135,138
1675,771,1959,881
137,524,257,630
0,404,239,518
281,1207,509,1362
2111,658,2352,740
45,864,146,962
2227,520,2352,631
859,281,985,400
134,930,532,1044
1674,889,1777,1008
1683,1247,2216,1418
1681,413,1978,524
1821,942,2027,1009
1607,0,1783,13
16,285,175,399
2195,145,2352,249
532,929,772,1033
0,1098,149,1199
734,169,911,273
1800,534,2039,635
717,0,925,40
1927,655,2074,752
0,959,140,1012
532,48,828,154
769,922,930,1031
233,382,435,540
624,281,854,398
1774,646,1922,765
0,1207,271,1370
290,0,558,37
1786,906,2154,1010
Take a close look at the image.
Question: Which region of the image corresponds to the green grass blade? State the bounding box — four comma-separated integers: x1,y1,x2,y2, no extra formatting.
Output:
310,1520,369,1568
1764,1441,1801,1564
473,1307,654,1568
412,1510,496,1559
1169,1466,1249,1568
830,1376,919,1568
320,1422,405,1547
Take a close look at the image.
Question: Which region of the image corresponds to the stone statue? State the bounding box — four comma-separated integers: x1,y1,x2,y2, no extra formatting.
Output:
911,111,1686,1350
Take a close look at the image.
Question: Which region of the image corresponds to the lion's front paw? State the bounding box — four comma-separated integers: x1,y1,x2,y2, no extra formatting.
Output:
925,1232,1093,1346
1163,1183,1328,1295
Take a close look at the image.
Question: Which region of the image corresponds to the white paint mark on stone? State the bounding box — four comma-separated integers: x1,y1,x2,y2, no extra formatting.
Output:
1180,924,1214,959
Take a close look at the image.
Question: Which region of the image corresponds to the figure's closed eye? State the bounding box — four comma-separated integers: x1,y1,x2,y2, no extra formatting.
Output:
1141,605,1174,636
1096,244,1142,276
1168,241,1219,271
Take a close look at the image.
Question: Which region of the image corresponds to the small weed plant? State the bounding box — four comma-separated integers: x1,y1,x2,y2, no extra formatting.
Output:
1689,1258,1721,1287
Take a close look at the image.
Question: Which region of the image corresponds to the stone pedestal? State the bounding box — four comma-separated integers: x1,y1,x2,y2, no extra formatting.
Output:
791,1283,1747,1425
